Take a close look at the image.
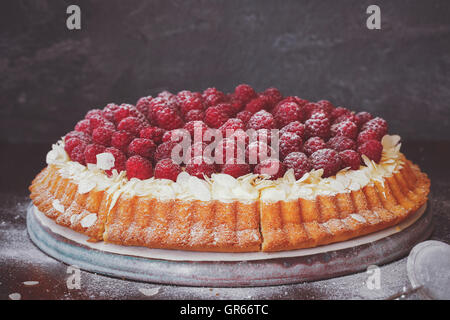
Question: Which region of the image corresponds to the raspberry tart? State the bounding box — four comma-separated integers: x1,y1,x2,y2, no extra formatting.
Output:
29,85,430,252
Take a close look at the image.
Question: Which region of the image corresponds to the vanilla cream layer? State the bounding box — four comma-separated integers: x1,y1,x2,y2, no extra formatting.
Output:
46,135,404,203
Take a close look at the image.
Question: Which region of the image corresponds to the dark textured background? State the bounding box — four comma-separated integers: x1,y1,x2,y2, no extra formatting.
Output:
1,0,449,143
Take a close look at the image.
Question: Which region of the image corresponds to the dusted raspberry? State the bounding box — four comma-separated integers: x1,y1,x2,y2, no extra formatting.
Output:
64,137,86,155
139,126,166,145
204,106,229,128
331,120,358,139
361,117,388,139
84,143,106,164
221,162,251,178
254,159,286,180
203,88,226,107
310,149,342,178
216,103,235,117
127,138,156,159
69,142,88,165
263,87,283,107
92,126,115,146
339,150,361,170
247,110,275,130
184,109,204,122
157,90,177,103
104,147,127,175
154,158,182,181
274,102,303,128
244,96,270,114
280,121,305,140
327,135,356,152
154,106,184,130
355,111,373,128
330,107,351,121
102,103,119,122
274,96,308,115
279,132,303,160
135,96,152,118
303,137,326,156
117,116,145,136
303,102,321,119
228,96,245,114
283,152,311,180
358,140,383,163
89,114,114,131
177,90,204,115
220,118,245,137
111,130,134,153
357,129,380,146
185,141,209,164
186,156,216,179
154,141,178,163
316,100,335,115
236,110,253,125
162,128,190,143
85,109,104,120
305,114,331,139
65,131,92,143
245,141,273,165
332,113,358,125
126,155,153,180
234,84,257,104
114,104,148,124
184,120,209,138
248,128,274,146
75,119,92,135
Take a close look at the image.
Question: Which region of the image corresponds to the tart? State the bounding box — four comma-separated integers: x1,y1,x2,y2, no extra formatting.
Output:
29,85,430,252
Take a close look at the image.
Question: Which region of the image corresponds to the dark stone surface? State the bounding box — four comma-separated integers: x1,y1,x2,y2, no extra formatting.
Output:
1,0,450,143
0,141,448,299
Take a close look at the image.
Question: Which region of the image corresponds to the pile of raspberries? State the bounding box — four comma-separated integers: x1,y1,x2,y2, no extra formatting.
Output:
64,84,388,181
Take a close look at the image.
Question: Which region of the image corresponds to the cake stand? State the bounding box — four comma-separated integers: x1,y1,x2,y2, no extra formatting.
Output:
27,202,433,287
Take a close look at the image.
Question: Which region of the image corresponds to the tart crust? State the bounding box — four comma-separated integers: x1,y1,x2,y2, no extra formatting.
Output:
29,156,430,252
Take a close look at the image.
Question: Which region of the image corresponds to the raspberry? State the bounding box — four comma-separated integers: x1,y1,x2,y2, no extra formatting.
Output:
153,106,184,130
361,117,388,139
204,106,229,128
162,129,190,143
64,137,86,155
75,119,92,135
184,121,209,139
339,150,360,170
274,102,303,128
69,142,88,165
355,111,373,128
186,156,216,179
279,121,305,140
332,113,358,125
135,96,152,118
304,102,322,119
139,126,166,145
254,159,286,180
262,87,283,108
65,131,92,143
84,144,106,164
111,130,134,153
154,141,178,163
330,107,351,121
358,140,383,163
357,129,380,146
244,96,270,114
154,158,182,181
184,109,204,122
248,128,274,146
303,137,326,156
247,110,275,130
216,103,235,117
92,126,115,146
283,152,311,180
305,114,331,139
228,97,245,114
102,103,119,122
316,100,335,115
203,88,226,107
157,90,177,103
236,110,253,124
221,163,251,178
89,114,114,131
85,109,104,120
234,84,257,104
310,149,342,178
177,90,204,115
245,141,273,165
326,135,356,152
331,120,358,139
127,138,156,159
220,118,245,138
117,116,145,136
279,132,303,160
104,147,127,175
126,155,153,180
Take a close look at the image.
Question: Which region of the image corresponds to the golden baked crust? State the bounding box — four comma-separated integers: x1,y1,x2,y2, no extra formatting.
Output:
29,157,430,252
